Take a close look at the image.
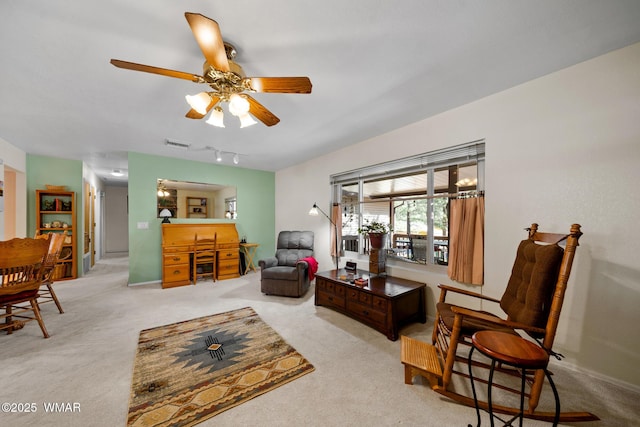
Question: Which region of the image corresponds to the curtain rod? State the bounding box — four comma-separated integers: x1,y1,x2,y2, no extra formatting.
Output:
342,190,484,204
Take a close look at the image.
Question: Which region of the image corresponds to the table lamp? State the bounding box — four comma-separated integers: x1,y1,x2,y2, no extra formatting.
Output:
159,209,172,223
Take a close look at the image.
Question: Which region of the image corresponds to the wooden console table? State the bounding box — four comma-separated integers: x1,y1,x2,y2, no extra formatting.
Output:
314,269,426,341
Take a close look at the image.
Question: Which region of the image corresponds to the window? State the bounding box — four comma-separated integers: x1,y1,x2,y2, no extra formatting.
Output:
332,141,485,265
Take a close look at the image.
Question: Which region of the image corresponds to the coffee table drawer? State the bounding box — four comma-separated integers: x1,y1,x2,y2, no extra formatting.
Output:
317,289,345,308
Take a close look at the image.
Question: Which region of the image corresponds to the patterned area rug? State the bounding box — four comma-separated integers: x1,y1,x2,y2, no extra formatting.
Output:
126,307,314,427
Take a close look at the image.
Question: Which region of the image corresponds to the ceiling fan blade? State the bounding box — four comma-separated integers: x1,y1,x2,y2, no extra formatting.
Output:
185,95,220,119
247,77,312,94
246,95,280,127
184,12,230,72
110,59,203,82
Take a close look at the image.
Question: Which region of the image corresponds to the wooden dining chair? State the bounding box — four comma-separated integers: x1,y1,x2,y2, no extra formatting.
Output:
35,232,67,313
193,233,217,283
0,237,51,338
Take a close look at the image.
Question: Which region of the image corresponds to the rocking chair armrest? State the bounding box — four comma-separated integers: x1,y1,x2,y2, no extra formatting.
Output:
438,283,501,304
450,306,547,336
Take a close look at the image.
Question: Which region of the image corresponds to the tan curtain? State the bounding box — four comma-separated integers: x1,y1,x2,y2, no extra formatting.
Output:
330,204,343,258
447,195,485,285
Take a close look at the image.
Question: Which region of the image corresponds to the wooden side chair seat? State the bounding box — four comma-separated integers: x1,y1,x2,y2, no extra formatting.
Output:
0,237,51,338
401,223,599,423
193,233,217,283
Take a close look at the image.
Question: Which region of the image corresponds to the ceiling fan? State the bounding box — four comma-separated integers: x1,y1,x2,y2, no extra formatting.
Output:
110,12,312,127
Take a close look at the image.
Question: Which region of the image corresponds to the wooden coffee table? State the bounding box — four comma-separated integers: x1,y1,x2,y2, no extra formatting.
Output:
314,269,426,341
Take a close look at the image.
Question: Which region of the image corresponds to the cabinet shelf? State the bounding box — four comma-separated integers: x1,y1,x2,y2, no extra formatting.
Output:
36,189,77,280
186,197,208,218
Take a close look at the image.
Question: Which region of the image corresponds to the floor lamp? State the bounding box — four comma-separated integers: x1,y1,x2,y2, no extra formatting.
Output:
309,203,339,271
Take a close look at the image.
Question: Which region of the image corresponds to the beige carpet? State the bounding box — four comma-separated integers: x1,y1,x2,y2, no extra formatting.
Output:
1,254,639,426
127,307,314,427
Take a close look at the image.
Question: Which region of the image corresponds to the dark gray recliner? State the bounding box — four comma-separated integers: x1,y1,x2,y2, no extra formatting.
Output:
259,231,314,297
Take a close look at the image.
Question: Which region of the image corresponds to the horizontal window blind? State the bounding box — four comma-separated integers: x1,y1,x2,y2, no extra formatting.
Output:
330,140,485,185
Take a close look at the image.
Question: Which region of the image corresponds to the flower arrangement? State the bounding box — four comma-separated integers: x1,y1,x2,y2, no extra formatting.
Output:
358,220,391,235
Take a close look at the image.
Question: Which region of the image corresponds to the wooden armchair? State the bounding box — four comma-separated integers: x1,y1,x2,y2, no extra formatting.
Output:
0,237,51,338
401,223,598,422
193,233,217,283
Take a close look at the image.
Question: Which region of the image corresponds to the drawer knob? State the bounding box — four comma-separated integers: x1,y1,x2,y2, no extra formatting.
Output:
173,257,180,261
173,270,181,275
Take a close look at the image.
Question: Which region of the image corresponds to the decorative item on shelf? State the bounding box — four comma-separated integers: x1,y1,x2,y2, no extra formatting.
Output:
358,220,391,249
51,220,62,228
43,200,54,211
64,235,72,245
45,184,68,191
44,223,51,228
62,201,72,211
159,208,172,224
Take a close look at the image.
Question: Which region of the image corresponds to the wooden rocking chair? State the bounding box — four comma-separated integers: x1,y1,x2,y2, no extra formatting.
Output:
401,223,599,422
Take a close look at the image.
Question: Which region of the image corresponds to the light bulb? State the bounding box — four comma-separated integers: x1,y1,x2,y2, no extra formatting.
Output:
233,153,239,164
216,150,222,162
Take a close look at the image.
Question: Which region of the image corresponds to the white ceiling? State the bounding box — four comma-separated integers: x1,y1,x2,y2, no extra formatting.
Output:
2,1,640,184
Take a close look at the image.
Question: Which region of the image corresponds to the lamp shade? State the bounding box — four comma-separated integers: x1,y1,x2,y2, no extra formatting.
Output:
206,106,225,128
185,92,211,115
159,208,172,223
228,94,250,116
238,112,257,128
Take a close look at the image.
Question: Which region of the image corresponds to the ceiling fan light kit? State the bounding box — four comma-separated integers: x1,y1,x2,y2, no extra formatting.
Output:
205,107,225,128
111,12,312,128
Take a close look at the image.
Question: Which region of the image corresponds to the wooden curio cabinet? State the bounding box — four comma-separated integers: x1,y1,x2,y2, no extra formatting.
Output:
36,189,77,280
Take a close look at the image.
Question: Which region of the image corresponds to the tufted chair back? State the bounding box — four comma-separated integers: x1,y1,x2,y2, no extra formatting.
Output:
500,238,564,335
275,231,314,266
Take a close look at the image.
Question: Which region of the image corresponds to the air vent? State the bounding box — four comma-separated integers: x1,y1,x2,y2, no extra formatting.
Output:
165,139,191,149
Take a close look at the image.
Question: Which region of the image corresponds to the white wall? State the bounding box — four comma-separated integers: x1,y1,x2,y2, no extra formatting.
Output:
0,138,27,239
104,185,129,253
82,164,105,268
276,42,640,389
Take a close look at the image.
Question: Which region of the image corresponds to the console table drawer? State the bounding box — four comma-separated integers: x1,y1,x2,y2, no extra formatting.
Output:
218,260,239,276
163,264,190,282
164,253,189,265
218,249,239,260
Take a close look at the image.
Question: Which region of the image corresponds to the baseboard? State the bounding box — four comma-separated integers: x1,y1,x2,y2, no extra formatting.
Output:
549,357,640,395
127,280,162,287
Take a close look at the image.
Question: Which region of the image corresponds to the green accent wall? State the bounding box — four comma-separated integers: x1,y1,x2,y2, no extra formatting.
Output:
26,154,84,278
128,152,275,284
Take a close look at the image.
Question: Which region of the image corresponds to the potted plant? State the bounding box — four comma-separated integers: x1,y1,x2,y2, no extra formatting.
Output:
358,220,391,249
